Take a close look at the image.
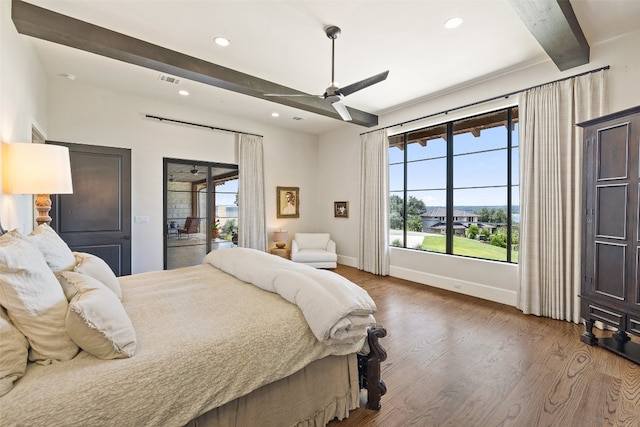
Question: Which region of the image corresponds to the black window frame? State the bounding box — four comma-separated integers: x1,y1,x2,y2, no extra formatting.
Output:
389,106,519,263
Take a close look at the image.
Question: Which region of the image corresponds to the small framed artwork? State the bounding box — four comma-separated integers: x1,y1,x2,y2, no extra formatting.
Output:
277,186,299,218
334,201,349,218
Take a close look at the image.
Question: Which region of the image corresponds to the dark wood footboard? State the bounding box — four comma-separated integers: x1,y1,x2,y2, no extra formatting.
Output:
357,326,387,410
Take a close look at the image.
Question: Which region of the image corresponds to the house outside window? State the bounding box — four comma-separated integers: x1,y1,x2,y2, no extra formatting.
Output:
389,106,519,263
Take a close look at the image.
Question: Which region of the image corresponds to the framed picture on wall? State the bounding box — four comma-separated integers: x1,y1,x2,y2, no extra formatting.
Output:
277,187,299,218
334,201,348,218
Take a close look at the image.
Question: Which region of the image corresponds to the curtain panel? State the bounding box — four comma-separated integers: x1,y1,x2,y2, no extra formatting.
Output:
517,70,607,323
359,129,390,275
238,134,267,251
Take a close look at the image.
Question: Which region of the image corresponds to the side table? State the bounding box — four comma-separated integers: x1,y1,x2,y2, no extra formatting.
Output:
269,247,290,259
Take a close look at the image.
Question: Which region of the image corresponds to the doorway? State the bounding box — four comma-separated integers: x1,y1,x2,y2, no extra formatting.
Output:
164,159,238,270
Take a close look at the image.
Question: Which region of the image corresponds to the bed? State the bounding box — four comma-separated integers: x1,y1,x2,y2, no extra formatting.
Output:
0,226,386,426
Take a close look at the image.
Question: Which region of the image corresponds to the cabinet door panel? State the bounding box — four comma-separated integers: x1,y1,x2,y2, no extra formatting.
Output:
596,184,627,239
594,241,626,300
597,124,629,181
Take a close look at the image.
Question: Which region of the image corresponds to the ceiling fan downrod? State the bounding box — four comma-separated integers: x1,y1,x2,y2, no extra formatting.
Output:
325,26,341,86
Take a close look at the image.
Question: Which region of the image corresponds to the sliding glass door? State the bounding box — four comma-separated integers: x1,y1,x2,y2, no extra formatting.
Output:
163,158,238,270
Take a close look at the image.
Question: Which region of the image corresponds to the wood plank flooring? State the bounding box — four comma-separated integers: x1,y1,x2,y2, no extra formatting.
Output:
329,265,640,427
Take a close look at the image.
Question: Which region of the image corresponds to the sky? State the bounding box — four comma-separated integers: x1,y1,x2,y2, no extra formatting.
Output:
389,123,519,207
216,179,238,207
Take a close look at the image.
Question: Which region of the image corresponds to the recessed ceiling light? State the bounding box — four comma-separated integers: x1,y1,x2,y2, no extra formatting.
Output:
444,17,463,29
178,89,189,96
214,37,230,47
271,112,280,117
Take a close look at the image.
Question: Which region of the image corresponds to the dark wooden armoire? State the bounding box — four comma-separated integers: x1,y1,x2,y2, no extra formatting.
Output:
577,105,640,364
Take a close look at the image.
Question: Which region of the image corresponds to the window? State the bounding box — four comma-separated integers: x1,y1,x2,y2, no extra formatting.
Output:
389,107,519,263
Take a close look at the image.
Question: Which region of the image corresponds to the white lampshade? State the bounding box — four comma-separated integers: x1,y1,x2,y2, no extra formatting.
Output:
273,230,288,242
5,143,73,194
273,230,288,249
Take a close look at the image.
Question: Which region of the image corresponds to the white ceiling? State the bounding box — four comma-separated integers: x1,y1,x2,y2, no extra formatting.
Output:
20,0,640,135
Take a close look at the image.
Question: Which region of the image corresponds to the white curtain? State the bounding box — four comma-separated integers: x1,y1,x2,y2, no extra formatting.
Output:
238,134,267,251
518,70,607,323
359,129,390,275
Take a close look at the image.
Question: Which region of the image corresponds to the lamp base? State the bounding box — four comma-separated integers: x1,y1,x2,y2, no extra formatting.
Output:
275,241,286,249
34,194,52,226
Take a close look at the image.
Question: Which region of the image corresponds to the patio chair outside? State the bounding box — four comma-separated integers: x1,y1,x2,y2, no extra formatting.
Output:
178,216,199,238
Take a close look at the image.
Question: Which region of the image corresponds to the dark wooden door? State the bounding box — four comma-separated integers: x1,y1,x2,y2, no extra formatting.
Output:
49,141,132,276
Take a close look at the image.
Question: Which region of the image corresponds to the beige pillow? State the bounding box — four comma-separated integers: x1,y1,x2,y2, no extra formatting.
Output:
28,224,76,272
73,252,122,299
0,307,29,396
0,231,78,363
61,271,136,359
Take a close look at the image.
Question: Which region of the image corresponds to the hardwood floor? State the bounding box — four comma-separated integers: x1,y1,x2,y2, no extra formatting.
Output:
329,265,640,427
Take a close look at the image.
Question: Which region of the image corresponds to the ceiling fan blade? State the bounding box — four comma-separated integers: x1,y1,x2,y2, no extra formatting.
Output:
263,93,322,98
331,100,352,121
339,70,389,97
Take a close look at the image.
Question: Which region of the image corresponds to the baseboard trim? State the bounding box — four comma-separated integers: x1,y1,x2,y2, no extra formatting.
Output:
389,265,517,307
337,255,358,268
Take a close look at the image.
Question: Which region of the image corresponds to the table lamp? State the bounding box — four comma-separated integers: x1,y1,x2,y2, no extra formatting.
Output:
4,143,73,226
273,230,288,249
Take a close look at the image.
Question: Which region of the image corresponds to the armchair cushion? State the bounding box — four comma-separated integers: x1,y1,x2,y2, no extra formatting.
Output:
291,233,337,268
293,233,331,250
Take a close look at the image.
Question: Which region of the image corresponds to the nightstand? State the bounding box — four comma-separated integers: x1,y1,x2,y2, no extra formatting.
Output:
269,247,290,259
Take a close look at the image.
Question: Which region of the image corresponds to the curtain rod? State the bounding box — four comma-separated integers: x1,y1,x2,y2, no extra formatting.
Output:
145,115,263,138
360,65,610,136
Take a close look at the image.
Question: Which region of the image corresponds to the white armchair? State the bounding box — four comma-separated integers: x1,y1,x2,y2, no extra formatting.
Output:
290,233,338,268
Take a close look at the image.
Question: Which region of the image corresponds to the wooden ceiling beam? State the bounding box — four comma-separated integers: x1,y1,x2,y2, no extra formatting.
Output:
509,0,589,71
11,0,380,127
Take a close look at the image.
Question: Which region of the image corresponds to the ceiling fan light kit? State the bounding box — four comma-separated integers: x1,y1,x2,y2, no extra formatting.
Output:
265,25,388,123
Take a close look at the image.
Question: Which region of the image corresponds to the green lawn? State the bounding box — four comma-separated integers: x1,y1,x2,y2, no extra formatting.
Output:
419,235,518,262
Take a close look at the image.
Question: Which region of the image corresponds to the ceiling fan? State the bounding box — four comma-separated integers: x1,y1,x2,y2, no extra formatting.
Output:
266,25,389,122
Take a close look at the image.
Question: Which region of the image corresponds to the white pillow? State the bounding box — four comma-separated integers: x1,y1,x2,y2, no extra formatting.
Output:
61,271,136,359
0,307,29,397
0,231,79,363
28,224,76,272
73,252,122,299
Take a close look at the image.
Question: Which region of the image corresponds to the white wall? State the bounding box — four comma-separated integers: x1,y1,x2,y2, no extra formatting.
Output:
47,80,320,273
318,29,640,307
0,0,49,232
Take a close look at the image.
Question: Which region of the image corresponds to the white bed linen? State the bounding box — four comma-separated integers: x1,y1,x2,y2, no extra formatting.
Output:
0,263,365,427
204,248,377,346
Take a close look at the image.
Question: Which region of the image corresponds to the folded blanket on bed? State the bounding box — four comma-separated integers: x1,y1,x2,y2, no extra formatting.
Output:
203,248,377,346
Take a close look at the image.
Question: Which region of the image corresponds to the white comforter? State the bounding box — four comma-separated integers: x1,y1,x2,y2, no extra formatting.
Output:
203,248,377,346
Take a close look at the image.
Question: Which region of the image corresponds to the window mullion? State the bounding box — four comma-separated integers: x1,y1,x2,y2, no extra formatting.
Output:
446,122,454,254
506,108,513,263
403,133,408,248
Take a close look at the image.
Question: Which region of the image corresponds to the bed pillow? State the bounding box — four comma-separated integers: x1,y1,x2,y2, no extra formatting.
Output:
0,231,79,363
28,224,76,272
0,307,29,397
61,271,136,359
73,252,122,299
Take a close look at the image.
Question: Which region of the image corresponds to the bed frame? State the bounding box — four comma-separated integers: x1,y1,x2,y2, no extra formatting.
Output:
358,326,388,410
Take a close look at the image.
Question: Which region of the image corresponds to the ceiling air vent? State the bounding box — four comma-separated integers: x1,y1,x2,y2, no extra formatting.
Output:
158,74,181,85
292,116,304,121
